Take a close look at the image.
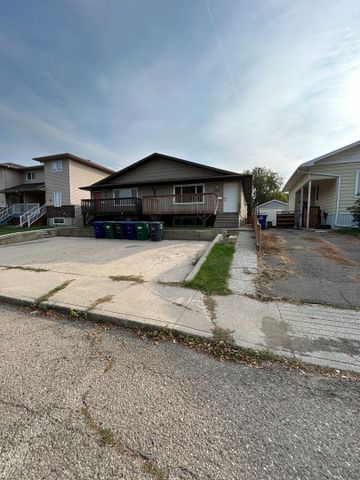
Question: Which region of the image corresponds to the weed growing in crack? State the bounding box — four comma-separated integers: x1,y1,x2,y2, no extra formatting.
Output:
110,275,144,283
89,295,114,310
99,427,115,447
36,280,73,305
212,326,235,346
143,461,167,480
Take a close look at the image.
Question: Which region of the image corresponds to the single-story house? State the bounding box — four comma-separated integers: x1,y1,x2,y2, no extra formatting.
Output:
256,199,289,227
81,153,252,228
283,141,360,228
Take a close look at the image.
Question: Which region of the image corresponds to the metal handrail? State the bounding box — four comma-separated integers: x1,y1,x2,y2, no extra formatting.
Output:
19,205,39,227
26,205,47,227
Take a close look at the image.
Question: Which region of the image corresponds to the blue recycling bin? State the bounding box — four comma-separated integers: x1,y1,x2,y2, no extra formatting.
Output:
92,221,105,239
124,221,137,240
257,214,268,230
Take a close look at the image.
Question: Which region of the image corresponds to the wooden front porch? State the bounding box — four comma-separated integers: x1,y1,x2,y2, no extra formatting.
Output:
81,198,142,217
142,193,219,215
82,193,219,218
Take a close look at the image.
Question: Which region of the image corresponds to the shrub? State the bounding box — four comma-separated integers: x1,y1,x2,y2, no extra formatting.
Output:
348,198,360,227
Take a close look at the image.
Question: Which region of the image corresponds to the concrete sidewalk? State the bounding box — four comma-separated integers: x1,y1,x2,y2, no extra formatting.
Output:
0,235,359,373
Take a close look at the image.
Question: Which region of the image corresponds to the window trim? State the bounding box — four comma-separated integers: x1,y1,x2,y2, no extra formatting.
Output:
113,188,138,198
54,191,62,207
173,183,205,205
52,218,65,225
26,171,35,181
355,171,360,196
50,160,63,172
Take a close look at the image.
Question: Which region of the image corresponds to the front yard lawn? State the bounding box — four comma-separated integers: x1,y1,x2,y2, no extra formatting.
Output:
187,240,235,295
0,226,51,236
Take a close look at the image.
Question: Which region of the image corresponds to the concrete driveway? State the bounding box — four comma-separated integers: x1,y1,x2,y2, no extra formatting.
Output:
0,237,207,282
259,230,360,309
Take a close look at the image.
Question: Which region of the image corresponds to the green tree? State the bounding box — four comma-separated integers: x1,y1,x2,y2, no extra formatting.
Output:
348,198,360,227
244,167,285,206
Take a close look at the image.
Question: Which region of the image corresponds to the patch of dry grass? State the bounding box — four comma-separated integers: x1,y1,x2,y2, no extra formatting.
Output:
89,295,114,310
315,241,355,266
261,233,283,254
110,275,144,283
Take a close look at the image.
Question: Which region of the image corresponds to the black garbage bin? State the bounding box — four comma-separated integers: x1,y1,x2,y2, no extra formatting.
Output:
113,221,125,239
149,222,164,241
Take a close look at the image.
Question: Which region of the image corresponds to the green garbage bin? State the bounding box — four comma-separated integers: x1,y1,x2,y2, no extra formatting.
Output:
135,222,150,240
104,221,115,239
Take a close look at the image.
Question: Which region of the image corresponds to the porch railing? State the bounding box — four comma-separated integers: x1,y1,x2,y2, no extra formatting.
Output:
81,198,142,217
142,193,218,215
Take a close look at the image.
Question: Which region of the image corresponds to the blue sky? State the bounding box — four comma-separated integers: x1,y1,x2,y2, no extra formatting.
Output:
1,0,360,181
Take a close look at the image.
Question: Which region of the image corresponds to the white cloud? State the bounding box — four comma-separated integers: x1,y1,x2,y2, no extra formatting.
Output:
201,0,360,179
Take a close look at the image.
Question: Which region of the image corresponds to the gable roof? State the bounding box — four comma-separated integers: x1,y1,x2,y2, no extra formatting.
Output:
33,153,114,174
257,199,288,208
283,139,360,191
86,152,242,189
0,162,24,170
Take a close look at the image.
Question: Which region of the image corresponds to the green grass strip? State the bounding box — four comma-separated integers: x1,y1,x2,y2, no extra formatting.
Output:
335,228,360,237
187,241,235,295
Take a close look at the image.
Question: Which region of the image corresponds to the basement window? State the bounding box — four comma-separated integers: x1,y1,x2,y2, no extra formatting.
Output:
52,218,65,225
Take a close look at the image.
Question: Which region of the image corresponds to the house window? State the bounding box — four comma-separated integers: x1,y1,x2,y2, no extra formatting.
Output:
174,184,204,203
26,171,35,181
113,188,138,198
355,171,360,196
54,192,62,207
52,218,65,225
50,160,63,172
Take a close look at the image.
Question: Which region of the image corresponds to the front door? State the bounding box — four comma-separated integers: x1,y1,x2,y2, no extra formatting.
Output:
223,183,238,212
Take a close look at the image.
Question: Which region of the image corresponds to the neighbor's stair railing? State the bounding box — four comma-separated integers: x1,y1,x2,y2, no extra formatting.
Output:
19,205,40,227
24,204,47,227
0,206,12,224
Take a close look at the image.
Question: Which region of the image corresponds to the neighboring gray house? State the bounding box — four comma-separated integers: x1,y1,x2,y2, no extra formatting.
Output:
81,152,252,228
284,141,360,228
0,153,113,227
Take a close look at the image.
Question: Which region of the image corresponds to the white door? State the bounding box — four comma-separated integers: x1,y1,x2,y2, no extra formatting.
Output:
223,183,238,212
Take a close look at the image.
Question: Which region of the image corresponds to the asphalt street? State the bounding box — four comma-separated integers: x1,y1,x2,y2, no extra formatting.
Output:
0,304,359,480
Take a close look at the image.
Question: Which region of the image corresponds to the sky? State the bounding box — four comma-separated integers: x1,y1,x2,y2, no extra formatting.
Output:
1,0,360,182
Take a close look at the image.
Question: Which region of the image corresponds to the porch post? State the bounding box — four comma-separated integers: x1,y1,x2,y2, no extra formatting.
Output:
299,187,304,227
306,180,312,228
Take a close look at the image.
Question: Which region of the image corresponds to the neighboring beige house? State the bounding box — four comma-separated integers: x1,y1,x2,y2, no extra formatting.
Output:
0,153,113,226
81,152,252,228
283,141,360,228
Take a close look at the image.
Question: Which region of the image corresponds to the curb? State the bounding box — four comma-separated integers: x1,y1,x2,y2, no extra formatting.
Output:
0,229,57,246
0,293,212,342
185,233,223,283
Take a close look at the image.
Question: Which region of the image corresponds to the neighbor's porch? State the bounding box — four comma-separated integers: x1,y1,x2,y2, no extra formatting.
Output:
294,176,337,228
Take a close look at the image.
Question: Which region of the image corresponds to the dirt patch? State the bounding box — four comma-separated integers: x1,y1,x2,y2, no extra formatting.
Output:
315,240,355,266
261,233,282,254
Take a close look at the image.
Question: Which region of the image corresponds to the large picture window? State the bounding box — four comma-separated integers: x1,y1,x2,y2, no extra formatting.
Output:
173,184,204,204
